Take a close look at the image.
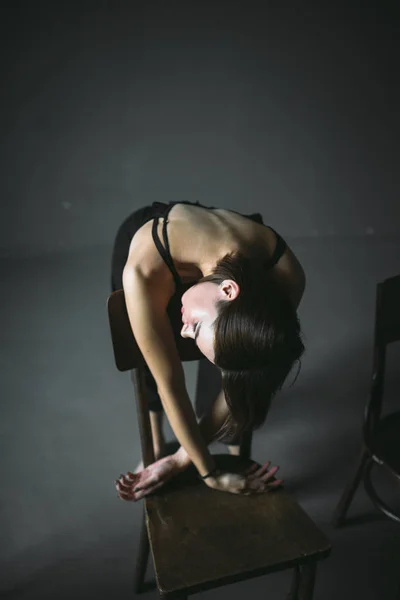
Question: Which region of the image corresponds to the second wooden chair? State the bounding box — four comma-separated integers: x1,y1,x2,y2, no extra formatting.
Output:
333,274,400,527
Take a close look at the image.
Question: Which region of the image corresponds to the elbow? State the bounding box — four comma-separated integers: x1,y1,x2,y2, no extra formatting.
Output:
122,263,140,290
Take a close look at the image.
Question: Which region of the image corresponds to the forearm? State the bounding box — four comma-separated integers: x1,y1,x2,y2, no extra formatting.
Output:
174,387,229,470
159,386,216,476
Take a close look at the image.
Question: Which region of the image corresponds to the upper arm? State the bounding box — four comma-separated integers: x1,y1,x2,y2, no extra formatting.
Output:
122,262,186,395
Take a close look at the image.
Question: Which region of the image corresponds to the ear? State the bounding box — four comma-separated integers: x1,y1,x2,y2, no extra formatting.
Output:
219,279,240,301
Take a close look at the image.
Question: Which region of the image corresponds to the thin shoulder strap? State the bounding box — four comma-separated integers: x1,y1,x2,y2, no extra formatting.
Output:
151,204,182,289
264,226,287,270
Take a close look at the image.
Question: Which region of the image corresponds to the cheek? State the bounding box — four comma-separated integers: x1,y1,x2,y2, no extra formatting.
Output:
182,287,200,312
197,340,215,364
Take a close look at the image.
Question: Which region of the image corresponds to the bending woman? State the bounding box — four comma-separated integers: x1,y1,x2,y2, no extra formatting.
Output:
113,200,306,501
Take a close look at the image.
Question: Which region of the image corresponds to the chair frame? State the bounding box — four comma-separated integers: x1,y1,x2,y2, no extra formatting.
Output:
108,288,330,599
332,274,400,526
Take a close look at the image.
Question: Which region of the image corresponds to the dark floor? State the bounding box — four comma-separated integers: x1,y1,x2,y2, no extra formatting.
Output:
1,236,400,599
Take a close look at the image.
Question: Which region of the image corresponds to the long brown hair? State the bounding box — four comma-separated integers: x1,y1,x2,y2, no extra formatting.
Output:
199,251,305,442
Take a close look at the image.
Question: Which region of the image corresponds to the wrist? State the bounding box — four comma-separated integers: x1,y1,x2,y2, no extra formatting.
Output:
197,457,217,479
198,465,219,480
173,447,192,471
173,447,217,478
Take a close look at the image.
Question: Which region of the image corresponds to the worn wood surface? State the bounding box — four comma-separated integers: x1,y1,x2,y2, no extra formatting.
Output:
145,454,331,596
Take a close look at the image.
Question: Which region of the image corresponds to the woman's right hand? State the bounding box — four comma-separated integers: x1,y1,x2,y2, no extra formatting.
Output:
116,450,190,502
203,461,283,495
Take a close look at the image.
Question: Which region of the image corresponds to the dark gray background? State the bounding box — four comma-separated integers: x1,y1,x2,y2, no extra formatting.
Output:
1,2,399,599
1,1,399,256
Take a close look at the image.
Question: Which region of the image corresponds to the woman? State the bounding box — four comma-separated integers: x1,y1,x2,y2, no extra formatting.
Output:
113,200,306,501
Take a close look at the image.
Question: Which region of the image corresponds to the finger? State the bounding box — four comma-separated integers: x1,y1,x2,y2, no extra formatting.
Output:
116,478,134,493
126,469,145,480
242,482,263,495
253,479,284,494
117,489,135,501
245,478,266,492
249,481,271,494
242,462,260,476
117,473,142,490
134,474,160,491
116,472,149,494
244,468,279,492
246,461,271,480
133,479,165,502
115,473,139,489
242,475,284,495
123,468,160,490
258,465,280,482
126,471,141,482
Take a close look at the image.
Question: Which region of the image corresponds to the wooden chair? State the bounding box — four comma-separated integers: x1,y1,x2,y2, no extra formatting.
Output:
332,274,400,527
107,286,331,599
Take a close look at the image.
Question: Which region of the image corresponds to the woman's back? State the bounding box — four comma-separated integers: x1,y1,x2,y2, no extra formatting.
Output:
125,201,305,308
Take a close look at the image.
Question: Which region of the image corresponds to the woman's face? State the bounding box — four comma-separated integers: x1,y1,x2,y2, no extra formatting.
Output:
180,279,239,363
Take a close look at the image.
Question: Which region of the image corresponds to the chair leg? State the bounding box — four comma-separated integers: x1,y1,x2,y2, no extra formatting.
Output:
239,429,253,460
297,562,317,600
331,445,370,527
286,565,300,600
363,459,400,523
134,506,150,594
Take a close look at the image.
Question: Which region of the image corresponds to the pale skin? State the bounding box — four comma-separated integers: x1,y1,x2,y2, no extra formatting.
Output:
115,204,306,501
132,280,242,472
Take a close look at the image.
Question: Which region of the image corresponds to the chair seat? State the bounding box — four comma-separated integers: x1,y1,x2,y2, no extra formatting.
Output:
370,411,400,475
145,454,331,596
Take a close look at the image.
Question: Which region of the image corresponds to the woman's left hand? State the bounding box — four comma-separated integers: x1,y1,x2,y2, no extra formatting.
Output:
204,461,283,495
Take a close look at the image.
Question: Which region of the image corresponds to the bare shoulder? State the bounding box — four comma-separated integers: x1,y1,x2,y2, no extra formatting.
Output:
122,259,186,393
124,219,173,280
123,223,177,312
273,241,306,309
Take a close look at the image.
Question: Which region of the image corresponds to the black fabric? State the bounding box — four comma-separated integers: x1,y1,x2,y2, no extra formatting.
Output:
265,226,287,270
110,204,157,292
151,201,182,289
110,200,287,414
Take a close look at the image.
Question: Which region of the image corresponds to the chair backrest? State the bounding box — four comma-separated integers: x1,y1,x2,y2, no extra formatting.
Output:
364,273,400,445
374,274,400,347
107,288,204,371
